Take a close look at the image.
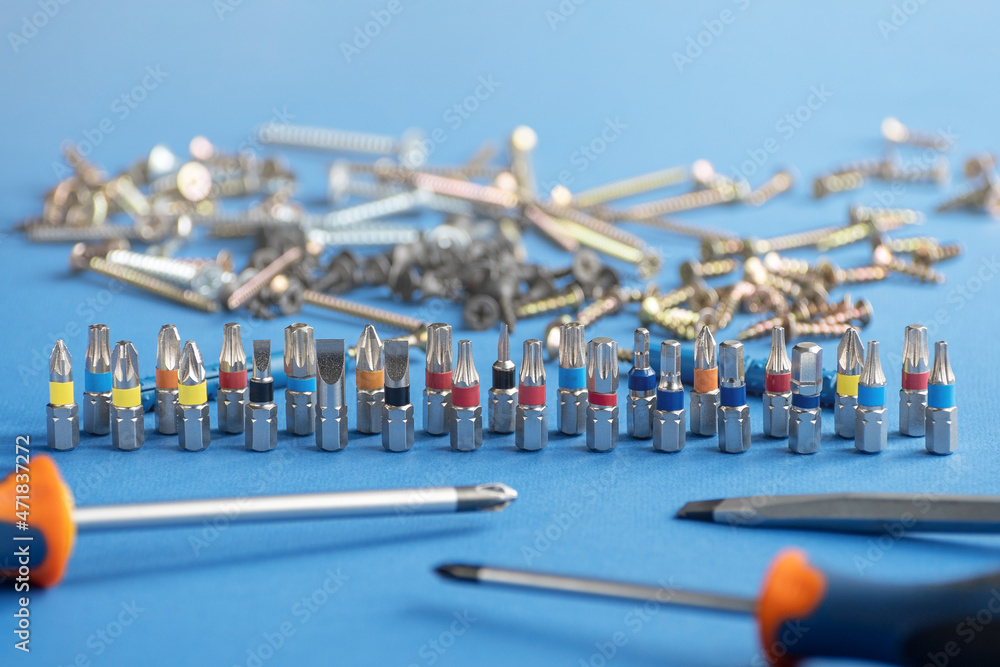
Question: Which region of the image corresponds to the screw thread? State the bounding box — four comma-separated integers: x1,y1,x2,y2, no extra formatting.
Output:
515,284,585,318
302,289,425,332
88,257,217,312
571,165,689,208
257,124,397,154
226,245,304,310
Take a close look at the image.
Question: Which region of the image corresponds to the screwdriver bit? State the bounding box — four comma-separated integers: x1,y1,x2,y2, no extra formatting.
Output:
899,324,929,436
177,340,210,452
516,339,548,451
789,342,823,454
855,340,887,454
690,326,719,436
449,340,482,452
47,340,79,451
217,322,248,434
626,328,655,440
926,340,957,455
355,324,384,434
111,340,143,451
834,327,863,439
489,323,517,434
154,325,180,435
84,324,112,436
316,339,348,452
653,340,685,452
587,337,619,452
424,322,453,436
557,322,587,436
284,323,317,436
717,340,751,454
245,339,278,452
382,339,414,452
762,326,791,439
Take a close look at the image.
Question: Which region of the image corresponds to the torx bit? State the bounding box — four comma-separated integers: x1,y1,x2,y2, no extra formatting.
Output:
382,339,414,452
789,342,823,454
626,328,655,440
653,340,685,452
245,339,278,452
557,322,588,436
355,324,384,434
218,322,248,434
926,341,957,455
516,339,548,452
47,340,79,451
834,327,864,439
154,325,180,435
586,337,619,452
689,326,719,436
489,323,517,434
762,326,792,439
83,324,112,436
449,340,482,452
855,340,887,454
717,340,751,454
284,323,317,436
900,323,929,437
110,340,143,451
177,340,210,452
424,322,453,436
316,339,348,452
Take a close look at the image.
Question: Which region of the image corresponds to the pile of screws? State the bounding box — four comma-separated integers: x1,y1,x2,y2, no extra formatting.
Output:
17,117,970,345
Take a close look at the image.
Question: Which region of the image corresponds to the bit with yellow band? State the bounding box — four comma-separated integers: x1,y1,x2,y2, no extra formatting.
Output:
111,340,144,451
177,340,210,452
834,327,864,439
47,339,80,451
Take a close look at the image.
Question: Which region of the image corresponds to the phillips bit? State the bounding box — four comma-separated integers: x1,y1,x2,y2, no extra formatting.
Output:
899,324,929,436
653,340,685,452
834,327,864,439
515,339,548,451
717,340,751,454
284,323,317,436
177,340,210,452
489,323,517,434
762,326,791,439
424,322,453,436
449,340,482,452
586,337,619,452
855,340,887,454
154,325,180,435
47,340,79,451
355,324,384,434
245,339,278,452
689,326,719,436
382,339,414,452
110,340,143,451
626,328,655,440
926,341,957,455
789,342,823,454
557,322,588,436
83,323,112,435
218,322,248,434
316,339,348,452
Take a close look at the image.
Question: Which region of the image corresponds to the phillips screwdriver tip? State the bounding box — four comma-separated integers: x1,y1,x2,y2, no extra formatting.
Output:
356,324,384,373
837,327,864,376
179,341,206,386
156,325,181,371
112,341,139,388
694,325,717,369
49,339,72,380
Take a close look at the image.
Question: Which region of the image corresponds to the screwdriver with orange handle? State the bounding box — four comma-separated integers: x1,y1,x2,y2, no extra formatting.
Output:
436,555,1000,666
1,456,517,588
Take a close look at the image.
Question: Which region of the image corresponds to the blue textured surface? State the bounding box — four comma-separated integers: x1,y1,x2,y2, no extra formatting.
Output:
3,2,1000,666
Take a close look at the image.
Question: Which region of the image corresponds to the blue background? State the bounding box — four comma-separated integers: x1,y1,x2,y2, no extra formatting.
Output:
3,1,1000,665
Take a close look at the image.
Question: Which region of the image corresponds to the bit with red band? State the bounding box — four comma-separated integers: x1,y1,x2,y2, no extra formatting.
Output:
449,340,482,451
900,323,929,436
424,322,453,436
587,337,620,452
515,339,547,451
218,322,248,434
762,326,791,439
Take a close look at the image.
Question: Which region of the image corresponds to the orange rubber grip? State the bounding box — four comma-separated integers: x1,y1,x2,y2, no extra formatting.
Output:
756,549,827,666
1,455,77,588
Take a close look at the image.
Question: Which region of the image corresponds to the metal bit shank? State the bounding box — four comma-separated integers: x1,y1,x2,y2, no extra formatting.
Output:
218,322,248,434
246,339,278,452
586,338,619,452
424,323,453,436
789,342,822,454
285,323,317,436
558,322,588,436
516,339,548,452
84,324,112,435
316,339,349,452
356,325,384,435
626,328,655,440
926,407,958,455
382,340,414,452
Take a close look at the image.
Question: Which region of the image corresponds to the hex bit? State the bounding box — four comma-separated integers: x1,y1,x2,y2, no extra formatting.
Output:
245,340,278,452
449,340,483,452
46,340,79,451
316,339,348,452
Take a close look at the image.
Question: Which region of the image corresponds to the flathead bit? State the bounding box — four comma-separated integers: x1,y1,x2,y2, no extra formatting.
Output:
157,325,181,372
902,324,930,374
86,323,112,374
113,341,140,390
930,341,954,386
860,341,886,389
659,340,683,392
284,323,316,379
357,324,384,372
766,326,791,376
454,340,480,388
220,322,247,373
718,340,745,388
837,327,864,376
633,328,650,368
426,323,453,374
248,340,268,379
316,339,348,452
694,325,717,370
587,337,619,395
179,341,206,387
559,322,586,369
317,339,347,397
496,322,515,371
49,339,72,383
519,339,546,387
385,340,410,388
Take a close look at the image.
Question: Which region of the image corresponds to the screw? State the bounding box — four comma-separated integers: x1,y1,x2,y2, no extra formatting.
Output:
812,170,866,199
553,218,661,278
640,216,737,242
75,255,218,312
25,218,170,243
879,157,950,185
409,172,518,209
539,202,646,250
615,186,734,219
881,117,953,151
563,159,715,209
256,123,426,166
936,181,994,212
745,169,794,206
679,258,739,283
813,298,874,327
913,242,963,264
522,205,580,253
307,223,421,248
787,319,854,340
225,245,305,310
884,257,946,284
302,289,427,334
639,297,701,339
514,283,585,319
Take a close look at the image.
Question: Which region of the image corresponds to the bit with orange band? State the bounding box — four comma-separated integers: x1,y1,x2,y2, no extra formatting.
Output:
154,325,181,435
689,325,719,436
217,322,248,434
448,340,482,452
355,324,384,435
47,340,79,451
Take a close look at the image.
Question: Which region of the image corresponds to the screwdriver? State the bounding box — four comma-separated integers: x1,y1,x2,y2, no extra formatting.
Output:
1,455,517,588
436,552,1000,666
